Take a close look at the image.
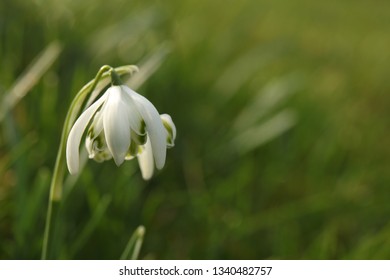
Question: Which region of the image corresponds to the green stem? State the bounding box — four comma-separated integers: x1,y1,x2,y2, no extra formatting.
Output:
41,65,113,259
110,69,124,86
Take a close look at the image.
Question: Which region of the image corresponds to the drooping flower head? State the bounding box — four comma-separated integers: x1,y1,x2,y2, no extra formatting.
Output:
66,69,176,180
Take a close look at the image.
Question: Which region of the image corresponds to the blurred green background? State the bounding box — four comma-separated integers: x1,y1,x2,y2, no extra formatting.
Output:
1,0,390,259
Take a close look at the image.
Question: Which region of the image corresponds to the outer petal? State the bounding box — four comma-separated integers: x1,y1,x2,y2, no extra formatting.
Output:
120,86,144,134
66,93,107,174
126,87,166,169
137,138,154,180
160,114,176,147
102,86,131,166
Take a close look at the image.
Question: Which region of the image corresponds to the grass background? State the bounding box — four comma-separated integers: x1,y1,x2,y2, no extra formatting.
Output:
1,0,390,259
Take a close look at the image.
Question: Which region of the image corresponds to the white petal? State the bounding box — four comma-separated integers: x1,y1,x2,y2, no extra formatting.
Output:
66,93,107,174
121,86,144,134
90,109,104,137
160,114,176,145
102,86,131,166
126,88,166,169
85,134,94,157
137,138,154,180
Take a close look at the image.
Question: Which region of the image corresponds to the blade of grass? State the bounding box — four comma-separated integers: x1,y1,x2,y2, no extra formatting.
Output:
68,195,112,257
231,109,297,154
120,225,145,260
233,72,303,130
127,43,171,90
0,41,62,122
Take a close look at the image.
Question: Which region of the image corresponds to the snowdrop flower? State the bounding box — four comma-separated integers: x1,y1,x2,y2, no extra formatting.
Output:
66,71,176,180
